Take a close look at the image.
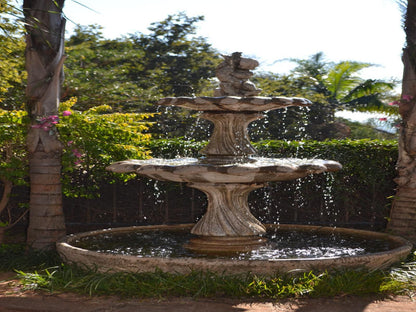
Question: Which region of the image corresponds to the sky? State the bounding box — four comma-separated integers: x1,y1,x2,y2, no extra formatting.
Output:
62,0,405,84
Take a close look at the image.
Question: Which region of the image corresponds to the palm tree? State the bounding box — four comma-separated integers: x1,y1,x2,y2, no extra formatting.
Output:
23,0,66,249
287,52,395,139
388,0,416,242
292,52,395,111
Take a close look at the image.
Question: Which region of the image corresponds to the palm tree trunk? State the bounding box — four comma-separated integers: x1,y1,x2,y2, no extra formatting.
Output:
27,142,66,248
23,0,66,249
388,0,416,242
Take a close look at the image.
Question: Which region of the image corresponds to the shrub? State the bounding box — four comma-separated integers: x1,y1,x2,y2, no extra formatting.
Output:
57,98,154,198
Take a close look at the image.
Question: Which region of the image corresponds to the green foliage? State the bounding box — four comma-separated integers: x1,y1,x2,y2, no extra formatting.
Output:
0,0,26,109
0,243,413,299
0,99,154,200
0,244,60,271
0,109,28,229
255,138,397,189
64,13,220,113
289,52,397,110
63,15,220,138
339,117,399,140
0,109,28,185
310,270,387,297
146,138,207,158
1,244,414,299
57,98,154,198
64,25,162,112
253,53,397,140
129,12,220,96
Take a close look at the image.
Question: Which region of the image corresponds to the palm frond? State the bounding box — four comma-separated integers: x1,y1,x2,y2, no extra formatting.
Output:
342,94,399,114
326,61,373,97
343,79,396,101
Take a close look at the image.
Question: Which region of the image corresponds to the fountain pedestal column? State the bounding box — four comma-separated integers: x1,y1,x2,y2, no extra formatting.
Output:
199,112,264,164
187,182,267,252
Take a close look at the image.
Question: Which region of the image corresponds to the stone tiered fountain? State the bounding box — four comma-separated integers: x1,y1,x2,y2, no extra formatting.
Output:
57,53,412,274
107,52,341,253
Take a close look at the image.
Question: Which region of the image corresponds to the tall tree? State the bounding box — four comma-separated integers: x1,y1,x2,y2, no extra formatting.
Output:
290,52,395,112
64,25,162,111
129,12,219,96
23,0,66,249
388,0,416,242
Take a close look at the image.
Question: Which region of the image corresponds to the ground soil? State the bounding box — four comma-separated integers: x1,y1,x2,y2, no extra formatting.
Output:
1,272,415,312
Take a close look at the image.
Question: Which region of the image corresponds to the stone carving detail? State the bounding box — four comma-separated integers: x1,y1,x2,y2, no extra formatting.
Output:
214,52,262,97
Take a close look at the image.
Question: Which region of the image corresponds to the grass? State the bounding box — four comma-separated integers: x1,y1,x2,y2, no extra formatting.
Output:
1,244,415,300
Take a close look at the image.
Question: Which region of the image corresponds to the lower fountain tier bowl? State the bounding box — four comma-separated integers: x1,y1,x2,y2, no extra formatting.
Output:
106,157,342,183
57,224,412,275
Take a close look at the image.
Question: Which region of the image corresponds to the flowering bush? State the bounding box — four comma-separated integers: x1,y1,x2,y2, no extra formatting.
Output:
0,110,28,184
0,109,29,229
57,98,154,198
0,98,154,202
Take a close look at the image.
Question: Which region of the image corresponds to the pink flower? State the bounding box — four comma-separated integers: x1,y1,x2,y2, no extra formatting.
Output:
62,110,72,116
389,101,399,106
402,95,413,101
72,149,83,158
67,140,74,146
379,117,387,121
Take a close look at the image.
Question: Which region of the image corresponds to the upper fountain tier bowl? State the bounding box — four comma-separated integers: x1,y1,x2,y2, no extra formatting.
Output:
156,96,314,164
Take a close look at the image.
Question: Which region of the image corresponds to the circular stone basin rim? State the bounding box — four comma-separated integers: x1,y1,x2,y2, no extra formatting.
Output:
57,224,412,275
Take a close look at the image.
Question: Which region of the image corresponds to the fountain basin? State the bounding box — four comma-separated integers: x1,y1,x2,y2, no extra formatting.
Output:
57,224,412,275
107,157,342,184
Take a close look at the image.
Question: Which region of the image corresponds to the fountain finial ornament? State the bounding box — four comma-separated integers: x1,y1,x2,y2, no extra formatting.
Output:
214,52,262,96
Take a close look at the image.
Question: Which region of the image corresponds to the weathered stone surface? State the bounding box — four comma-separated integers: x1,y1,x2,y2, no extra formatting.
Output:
200,112,261,158
157,96,311,112
214,52,261,96
57,224,413,275
106,53,340,249
189,182,265,237
106,157,342,184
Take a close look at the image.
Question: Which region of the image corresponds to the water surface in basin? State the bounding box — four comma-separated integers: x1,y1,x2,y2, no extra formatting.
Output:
73,228,392,260
121,157,338,168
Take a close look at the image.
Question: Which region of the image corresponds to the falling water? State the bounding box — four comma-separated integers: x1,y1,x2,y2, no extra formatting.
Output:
323,172,337,224
294,106,311,141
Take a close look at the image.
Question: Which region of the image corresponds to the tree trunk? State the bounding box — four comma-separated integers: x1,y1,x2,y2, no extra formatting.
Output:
0,177,13,217
23,0,66,249
388,0,416,242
